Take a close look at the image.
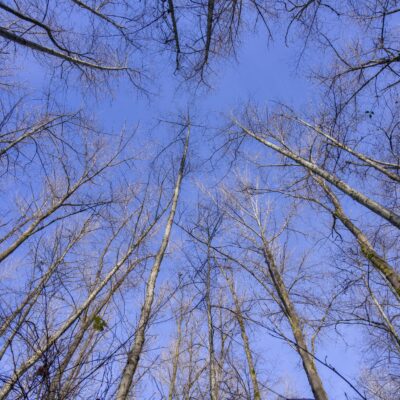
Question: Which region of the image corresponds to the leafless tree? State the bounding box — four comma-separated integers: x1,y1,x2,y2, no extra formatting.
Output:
1,1,400,399
116,126,190,399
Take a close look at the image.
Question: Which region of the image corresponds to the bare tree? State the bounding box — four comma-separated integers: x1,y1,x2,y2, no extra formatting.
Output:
1,1,400,399
219,265,262,400
217,185,329,400
116,126,190,399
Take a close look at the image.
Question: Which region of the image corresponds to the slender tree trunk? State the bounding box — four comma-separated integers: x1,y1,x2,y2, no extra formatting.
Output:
168,307,184,400
206,254,218,400
183,329,206,400
316,177,400,300
47,269,133,400
364,277,400,350
203,0,215,67
295,117,400,183
0,26,126,70
235,120,400,229
0,236,154,398
167,0,181,70
0,169,99,264
0,116,64,158
261,237,328,400
58,330,97,400
116,130,189,400
0,227,85,341
221,268,261,400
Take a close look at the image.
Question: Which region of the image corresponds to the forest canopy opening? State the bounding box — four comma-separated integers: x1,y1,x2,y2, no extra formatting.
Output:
0,1,399,399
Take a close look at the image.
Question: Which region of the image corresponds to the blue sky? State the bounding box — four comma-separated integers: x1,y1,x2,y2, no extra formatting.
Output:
6,13,374,399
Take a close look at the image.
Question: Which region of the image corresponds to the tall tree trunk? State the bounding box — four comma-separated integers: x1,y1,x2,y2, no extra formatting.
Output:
316,177,400,300
0,226,86,347
116,130,189,400
0,231,155,399
221,268,261,400
235,120,400,229
261,237,328,400
295,117,400,183
206,253,218,400
47,263,137,400
168,306,184,400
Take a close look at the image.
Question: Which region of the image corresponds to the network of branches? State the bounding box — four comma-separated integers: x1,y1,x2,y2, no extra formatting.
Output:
0,1,399,399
